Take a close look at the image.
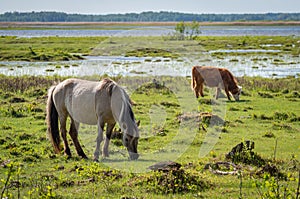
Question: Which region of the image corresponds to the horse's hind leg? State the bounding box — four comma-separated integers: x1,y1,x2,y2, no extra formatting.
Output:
69,119,87,159
103,122,116,158
59,114,71,157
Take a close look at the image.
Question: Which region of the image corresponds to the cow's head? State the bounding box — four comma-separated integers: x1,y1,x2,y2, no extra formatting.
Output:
232,86,242,101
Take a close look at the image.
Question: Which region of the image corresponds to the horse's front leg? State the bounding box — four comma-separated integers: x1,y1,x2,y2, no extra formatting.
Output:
94,118,104,161
103,122,116,158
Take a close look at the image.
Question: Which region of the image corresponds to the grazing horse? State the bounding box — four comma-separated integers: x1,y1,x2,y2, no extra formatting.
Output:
46,78,139,161
191,66,242,101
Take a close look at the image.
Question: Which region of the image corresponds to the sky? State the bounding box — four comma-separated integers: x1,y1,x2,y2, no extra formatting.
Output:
1,0,300,14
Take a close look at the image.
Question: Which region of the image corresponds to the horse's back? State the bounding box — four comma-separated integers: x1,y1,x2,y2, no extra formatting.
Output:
53,78,107,125
52,78,77,113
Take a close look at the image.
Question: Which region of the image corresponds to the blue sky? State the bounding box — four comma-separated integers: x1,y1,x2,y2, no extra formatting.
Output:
1,0,300,14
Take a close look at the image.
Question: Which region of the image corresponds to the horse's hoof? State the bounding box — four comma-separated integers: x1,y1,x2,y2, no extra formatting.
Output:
102,154,109,158
93,157,99,162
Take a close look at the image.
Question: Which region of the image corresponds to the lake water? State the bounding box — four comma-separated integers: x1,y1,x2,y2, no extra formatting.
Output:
1,25,300,37
1,54,299,78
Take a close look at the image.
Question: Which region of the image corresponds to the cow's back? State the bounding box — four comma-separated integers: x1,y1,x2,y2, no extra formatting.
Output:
196,66,223,87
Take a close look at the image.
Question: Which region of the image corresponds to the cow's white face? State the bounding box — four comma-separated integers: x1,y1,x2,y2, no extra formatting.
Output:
232,86,242,101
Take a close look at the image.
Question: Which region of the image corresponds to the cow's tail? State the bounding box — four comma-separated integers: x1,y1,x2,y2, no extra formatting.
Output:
191,66,197,90
46,86,61,154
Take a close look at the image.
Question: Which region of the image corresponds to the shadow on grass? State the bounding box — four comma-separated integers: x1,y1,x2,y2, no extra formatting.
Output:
232,99,250,103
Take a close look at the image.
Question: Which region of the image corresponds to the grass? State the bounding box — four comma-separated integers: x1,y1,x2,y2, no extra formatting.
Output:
0,36,107,61
0,75,299,198
195,35,300,56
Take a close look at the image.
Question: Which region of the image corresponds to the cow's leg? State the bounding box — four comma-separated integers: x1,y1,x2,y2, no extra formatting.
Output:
94,118,104,161
193,82,200,98
69,118,87,159
199,83,204,97
224,87,232,101
194,88,199,98
215,87,221,99
195,89,200,98
102,122,116,158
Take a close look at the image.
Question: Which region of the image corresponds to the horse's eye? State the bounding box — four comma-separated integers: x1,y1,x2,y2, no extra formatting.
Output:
122,123,127,131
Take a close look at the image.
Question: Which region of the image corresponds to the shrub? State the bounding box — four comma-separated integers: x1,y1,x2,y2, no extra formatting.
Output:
258,92,273,98
273,112,289,120
263,132,276,138
134,169,211,194
226,141,266,167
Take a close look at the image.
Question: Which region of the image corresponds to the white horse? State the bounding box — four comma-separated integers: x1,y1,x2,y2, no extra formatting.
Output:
46,78,139,161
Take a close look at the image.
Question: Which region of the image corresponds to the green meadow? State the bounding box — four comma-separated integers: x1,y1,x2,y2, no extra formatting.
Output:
0,75,299,198
0,34,299,198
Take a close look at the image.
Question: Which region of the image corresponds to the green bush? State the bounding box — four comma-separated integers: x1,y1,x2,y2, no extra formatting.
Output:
135,169,211,194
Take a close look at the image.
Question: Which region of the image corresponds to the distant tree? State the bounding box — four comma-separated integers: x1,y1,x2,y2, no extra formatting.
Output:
175,21,186,40
173,21,201,40
0,11,299,22
187,21,201,40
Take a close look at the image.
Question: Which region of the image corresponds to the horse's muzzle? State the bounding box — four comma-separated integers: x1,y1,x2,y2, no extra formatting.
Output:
129,152,139,160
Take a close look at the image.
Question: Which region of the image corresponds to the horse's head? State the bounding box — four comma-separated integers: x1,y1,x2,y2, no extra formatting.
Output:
123,134,139,160
232,85,242,101
111,85,140,160
122,122,139,160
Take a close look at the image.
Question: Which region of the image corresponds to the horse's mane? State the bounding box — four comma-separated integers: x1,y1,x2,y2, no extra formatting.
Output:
102,78,135,123
100,78,115,96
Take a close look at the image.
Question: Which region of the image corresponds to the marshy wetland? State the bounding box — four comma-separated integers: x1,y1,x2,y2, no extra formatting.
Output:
0,33,299,78
0,25,299,198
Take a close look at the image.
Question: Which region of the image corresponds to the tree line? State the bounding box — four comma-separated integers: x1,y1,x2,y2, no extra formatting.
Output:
0,11,299,22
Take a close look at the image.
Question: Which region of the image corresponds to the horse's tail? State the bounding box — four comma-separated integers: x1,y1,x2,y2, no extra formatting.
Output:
191,66,198,90
46,85,61,154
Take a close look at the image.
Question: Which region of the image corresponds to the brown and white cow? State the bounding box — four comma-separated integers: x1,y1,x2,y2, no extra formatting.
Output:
191,66,242,101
